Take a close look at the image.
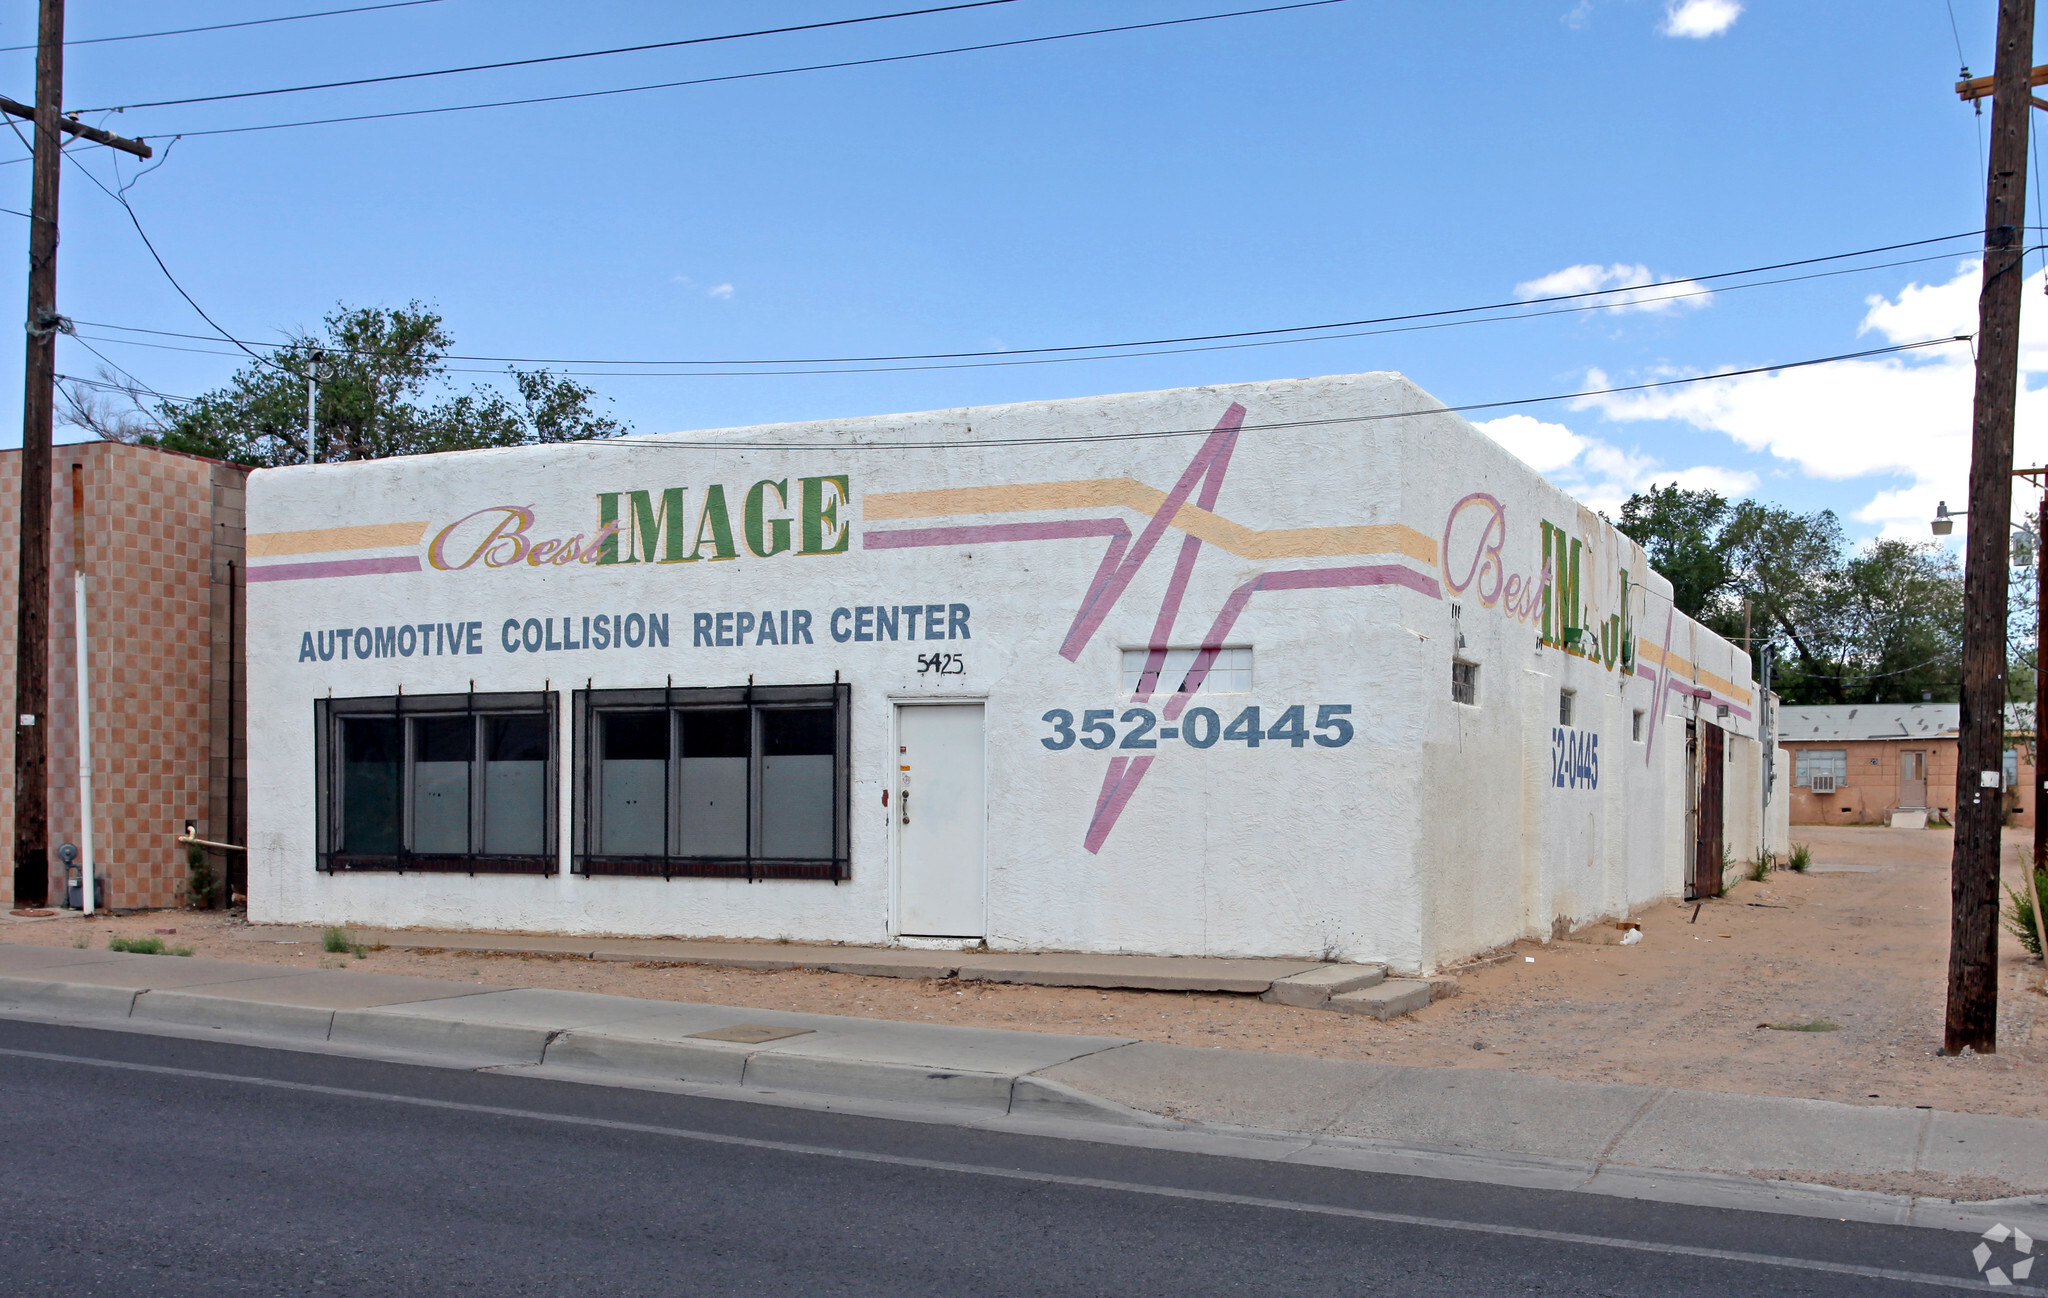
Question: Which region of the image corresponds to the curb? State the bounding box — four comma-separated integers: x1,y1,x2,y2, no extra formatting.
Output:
0,977,1162,1126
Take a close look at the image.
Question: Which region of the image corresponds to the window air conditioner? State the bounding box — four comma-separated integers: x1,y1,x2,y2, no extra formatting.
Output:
1810,773,1837,794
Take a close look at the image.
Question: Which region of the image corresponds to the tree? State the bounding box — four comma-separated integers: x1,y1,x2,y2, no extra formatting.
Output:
1615,484,1970,706
1616,485,1736,624
65,303,627,467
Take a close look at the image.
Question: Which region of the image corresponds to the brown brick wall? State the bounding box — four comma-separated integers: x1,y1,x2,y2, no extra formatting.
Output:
0,442,247,909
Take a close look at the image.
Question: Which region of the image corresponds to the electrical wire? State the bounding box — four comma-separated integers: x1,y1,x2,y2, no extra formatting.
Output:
0,1,453,54
60,151,289,373
64,248,1994,379
590,336,1971,450
124,1,1353,139
70,232,1990,372
55,371,195,404
78,0,1024,112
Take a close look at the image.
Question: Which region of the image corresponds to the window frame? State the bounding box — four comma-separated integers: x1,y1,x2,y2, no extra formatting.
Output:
1793,747,1848,788
572,682,851,881
1120,646,1253,696
1558,689,1575,727
1450,659,1479,706
316,692,559,875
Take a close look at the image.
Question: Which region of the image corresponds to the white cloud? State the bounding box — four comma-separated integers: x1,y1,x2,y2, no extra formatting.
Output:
1515,262,1713,315
1660,0,1741,38
1475,413,1757,517
1567,261,2048,539
706,283,735,300
1476,413,1587,473
1562,0,1595,29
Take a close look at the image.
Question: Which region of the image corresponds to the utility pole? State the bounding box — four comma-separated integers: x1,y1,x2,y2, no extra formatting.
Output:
7,0,148,908
1946,0,2036,1055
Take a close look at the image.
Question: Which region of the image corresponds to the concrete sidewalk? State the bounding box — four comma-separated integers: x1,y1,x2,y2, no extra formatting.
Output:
1,940,2042,1236
250,924,1351,994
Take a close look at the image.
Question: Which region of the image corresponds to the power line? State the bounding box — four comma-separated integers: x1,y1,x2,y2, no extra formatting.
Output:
55,371,194,404
61,151,287,373
67,249,1992,378
127,1,1353,139
0,1,453,54
78,0,1023,112
70,233,1989,374
596,336,1971,450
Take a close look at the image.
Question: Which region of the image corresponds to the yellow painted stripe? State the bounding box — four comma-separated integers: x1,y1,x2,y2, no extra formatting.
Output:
248,521,430,557
864,479,1437,565
1638,641,1752,706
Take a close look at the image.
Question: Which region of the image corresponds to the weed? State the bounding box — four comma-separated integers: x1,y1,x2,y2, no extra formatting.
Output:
321,926,353,954
351,944,368,960
185,843,219,909
1747,852,1772,883
70,936,87,949
1764,1019,1840,1032
108,935,165,955
169,944,193,957
2003,865,2048,959
1788,842,1812,873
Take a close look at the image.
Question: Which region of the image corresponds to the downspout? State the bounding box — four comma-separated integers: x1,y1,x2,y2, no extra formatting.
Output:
70,463,91,915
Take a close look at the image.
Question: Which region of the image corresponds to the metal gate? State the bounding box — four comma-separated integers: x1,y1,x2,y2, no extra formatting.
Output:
1687,718,1725,900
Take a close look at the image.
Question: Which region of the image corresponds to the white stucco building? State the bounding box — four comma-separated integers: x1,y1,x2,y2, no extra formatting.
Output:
245,372,1784,973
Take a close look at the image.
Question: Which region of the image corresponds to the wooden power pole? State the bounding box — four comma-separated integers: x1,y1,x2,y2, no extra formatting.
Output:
7,0,147,907
1947,0,2036,1055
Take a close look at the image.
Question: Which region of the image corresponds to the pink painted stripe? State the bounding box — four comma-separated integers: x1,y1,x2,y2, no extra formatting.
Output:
247,555,421,583
1084,754,1154,854
1259,564,1443,600
1060,405,1247,661
863,519,1128,548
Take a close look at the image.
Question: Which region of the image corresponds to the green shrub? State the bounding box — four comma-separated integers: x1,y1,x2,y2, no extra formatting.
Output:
1747,852,1772,883
1788,842,1812,873
321,926,353,954
2004,866,2048,959
185,843,219,909
108,936,164,955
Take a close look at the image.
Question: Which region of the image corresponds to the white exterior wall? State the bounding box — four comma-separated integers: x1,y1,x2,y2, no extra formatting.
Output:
245,372,1762,972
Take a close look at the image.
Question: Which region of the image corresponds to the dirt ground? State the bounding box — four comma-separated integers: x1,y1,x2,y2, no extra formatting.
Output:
4,825,2043,1121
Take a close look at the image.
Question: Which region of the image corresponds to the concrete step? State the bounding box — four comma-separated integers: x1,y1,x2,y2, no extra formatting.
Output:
261,926,1327,995
1327,979,1432,1019
1263,964,1385,1008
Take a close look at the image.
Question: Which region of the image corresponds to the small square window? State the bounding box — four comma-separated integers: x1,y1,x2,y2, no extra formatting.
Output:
1559,689,1575,728
1451,659,1479,706
1632,709,1645,742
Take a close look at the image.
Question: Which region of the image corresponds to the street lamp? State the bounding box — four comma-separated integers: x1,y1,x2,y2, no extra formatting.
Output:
1932,501,1958,536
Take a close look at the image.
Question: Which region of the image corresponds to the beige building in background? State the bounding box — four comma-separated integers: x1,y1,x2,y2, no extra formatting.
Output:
0,442,247,909
1777,703,2036,828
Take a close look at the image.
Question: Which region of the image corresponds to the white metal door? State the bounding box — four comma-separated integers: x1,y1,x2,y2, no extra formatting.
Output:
895,703,985,937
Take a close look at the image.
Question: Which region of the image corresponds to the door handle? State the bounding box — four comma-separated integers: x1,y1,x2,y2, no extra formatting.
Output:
900,785,910,825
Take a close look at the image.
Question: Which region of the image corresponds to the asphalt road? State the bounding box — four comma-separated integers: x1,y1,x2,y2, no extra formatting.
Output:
0,1017,2017,1296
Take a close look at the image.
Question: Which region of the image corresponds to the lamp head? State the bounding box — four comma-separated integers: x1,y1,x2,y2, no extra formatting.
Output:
1932,501,1954,536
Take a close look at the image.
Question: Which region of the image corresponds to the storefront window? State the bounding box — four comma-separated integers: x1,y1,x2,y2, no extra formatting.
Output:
318,693,557,874
574,683,850,880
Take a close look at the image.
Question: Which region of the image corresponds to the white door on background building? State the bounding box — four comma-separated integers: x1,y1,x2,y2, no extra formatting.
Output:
895,703,985,937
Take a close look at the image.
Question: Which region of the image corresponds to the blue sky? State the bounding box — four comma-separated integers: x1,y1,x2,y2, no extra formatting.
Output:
0,0,2026,540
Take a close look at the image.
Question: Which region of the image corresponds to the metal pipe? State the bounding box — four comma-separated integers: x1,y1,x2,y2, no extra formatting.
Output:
178,824,244,853
71,462,90,915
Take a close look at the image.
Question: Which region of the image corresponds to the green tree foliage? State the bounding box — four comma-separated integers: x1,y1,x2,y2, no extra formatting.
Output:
1615,485,1734,620
94,303,626,467
1616,484,1977,706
